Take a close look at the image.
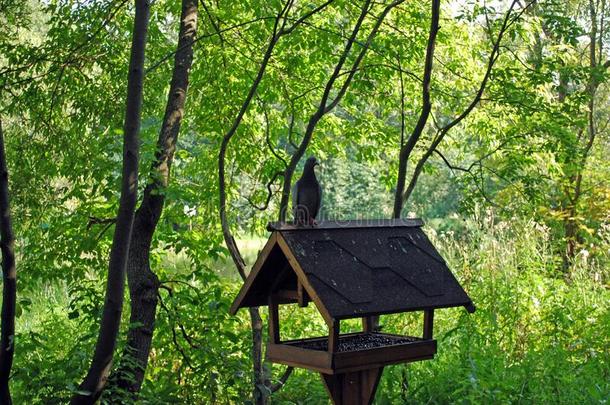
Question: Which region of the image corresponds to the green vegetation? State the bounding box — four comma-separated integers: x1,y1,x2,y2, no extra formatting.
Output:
8,216,609,403
0,0,609,403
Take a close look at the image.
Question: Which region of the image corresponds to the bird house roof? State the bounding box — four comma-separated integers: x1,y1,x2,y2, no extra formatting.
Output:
229,219,474,324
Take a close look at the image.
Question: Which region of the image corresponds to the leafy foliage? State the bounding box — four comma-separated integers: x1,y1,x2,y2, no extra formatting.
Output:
0,0,608,403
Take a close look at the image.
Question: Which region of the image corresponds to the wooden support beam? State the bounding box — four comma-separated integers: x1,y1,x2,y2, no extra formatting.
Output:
297,280,309,307
321,367,384,405
268,295,280,344
362,316,375,333
275,289,298,301
423,309,434,340
328,319,340,354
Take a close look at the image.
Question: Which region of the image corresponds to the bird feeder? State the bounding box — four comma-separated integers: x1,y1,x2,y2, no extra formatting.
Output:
230,219,475,405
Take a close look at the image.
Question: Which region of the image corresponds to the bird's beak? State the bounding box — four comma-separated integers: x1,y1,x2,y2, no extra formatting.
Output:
314,161,320,167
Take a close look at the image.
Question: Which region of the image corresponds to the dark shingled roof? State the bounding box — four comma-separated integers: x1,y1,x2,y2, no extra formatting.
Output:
230,219,474,321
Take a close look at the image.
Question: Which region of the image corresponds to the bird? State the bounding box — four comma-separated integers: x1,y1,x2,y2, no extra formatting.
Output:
292,156,322,226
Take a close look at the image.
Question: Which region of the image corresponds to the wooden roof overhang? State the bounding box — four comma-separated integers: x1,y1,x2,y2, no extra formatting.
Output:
230,219,475,326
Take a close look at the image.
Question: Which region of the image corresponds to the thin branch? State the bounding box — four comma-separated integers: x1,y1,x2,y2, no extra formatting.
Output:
246,171,284,211
86,216,117,230
145,16,275,74
433,149,471,173
219,1,290,279
325,0,404,112
269,366,294,393
259,99,288,167
281,0,336,35
157,291,195,369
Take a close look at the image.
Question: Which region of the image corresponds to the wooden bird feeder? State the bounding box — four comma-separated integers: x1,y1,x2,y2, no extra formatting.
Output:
230,219,475,405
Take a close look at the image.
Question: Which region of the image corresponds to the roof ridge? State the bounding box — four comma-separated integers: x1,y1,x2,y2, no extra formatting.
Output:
267,218,424,231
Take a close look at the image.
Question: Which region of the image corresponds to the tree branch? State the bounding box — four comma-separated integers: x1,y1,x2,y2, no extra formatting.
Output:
393,0,440,217
400,0,529,206
279,0,406,221
71,0,150,402
269,366,294,393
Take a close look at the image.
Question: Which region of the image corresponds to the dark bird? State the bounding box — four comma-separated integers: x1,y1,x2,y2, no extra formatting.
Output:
293,156,321,226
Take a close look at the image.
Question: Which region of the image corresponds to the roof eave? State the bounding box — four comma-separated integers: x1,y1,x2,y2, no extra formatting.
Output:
275,233,335,326
229,233,278,315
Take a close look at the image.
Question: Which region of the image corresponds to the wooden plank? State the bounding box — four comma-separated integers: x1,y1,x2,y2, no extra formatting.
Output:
276,233,334,326
423,309,434,340
266,343,332,373
362,316,375,333
360,367,384,405
229,233,277,315
333,340,437,373
269,333,435,374
321,373,342,403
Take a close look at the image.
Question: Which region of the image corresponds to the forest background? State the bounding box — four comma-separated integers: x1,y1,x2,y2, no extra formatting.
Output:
0,0,608,403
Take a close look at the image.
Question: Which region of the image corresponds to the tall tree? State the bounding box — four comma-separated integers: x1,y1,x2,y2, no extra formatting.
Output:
0,118,16,405
559,0,609,268
71,0,150,402
109,0,199,396
392,0,440,218
392,0,528,217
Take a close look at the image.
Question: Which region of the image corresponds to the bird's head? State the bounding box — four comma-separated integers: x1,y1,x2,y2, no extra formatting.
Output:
304,156,319,172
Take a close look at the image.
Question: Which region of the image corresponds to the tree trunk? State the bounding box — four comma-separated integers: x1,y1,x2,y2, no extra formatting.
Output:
71,0,150,402
249,307,266,405
560,0,602,270
0,119,16,405
110,0,198,396
392,0,439,219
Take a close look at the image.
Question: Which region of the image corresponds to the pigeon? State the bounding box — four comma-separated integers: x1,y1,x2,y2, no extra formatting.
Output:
292,156,321,226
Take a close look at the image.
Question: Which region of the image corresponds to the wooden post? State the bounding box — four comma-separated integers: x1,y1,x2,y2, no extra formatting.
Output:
423,309,434,340
321,367,384,405
362,316,375,333
328,319,340,353
297,280,308,307
268,295,280,344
